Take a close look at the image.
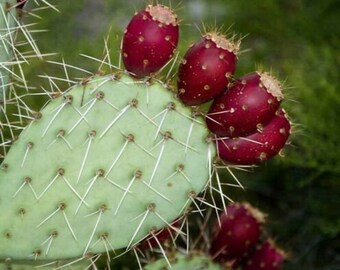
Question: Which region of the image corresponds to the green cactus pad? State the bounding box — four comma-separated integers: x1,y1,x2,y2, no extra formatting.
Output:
0,259,90,270
144,252,223,270
1,0,24,162
0,73,215,261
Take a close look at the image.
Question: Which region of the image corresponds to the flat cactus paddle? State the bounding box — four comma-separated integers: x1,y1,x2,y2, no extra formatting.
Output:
144,252,224,270
0,73,214,262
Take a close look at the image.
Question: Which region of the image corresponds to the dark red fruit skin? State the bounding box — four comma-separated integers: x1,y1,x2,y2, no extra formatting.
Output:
216,109,291,165
177,34,238,106
243,240,285,270
122,5,179,78
210,202,265,263
206,72,282,137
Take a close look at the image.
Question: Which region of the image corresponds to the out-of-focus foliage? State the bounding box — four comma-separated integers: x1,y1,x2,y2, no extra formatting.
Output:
19,0,339,269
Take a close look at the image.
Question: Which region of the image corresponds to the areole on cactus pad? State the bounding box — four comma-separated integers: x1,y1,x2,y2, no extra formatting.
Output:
0,73,215,261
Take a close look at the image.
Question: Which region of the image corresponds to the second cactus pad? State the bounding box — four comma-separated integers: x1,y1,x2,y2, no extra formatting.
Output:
0,73,214,261
144,252,223,270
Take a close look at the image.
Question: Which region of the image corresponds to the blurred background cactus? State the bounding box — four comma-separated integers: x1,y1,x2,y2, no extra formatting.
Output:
1,0,339,269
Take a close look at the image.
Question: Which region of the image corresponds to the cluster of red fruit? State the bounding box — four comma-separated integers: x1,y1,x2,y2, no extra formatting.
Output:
139,202,286,270
210,203,286,270
120,4,288,269
121,4,291,166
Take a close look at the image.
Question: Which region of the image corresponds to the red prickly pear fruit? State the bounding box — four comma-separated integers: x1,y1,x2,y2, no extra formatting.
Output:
216,109,291,165
122,4,179,78
177,32,240,106
243,240,286,270
210,202,266,263
206,72,284,137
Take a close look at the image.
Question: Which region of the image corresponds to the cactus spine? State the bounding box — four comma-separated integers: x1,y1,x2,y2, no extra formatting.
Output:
1,0,17,162
0,0,16,103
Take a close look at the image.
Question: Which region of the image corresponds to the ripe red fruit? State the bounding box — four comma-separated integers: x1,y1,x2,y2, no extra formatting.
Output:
243,240,286,270
216,109,291,165
210,202,265,263
177,33,239,106
122,4,179,78
206,72,283,137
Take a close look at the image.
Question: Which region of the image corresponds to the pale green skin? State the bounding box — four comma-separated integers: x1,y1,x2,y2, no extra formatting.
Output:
0,74,215,262
0,0,16,103
0,260,91,270
144,253,223,270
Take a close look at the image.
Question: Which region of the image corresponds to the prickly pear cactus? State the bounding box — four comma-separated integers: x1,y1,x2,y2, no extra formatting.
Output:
144,252,224,270
0,72,214,261
0,2,294,269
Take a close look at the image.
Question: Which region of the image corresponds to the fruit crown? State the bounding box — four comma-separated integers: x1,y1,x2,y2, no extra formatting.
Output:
146,4,178,26
205,32,240,54
258,71,284,101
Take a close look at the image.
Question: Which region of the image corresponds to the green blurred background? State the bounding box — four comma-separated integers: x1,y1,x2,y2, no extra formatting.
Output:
22,0,339,269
